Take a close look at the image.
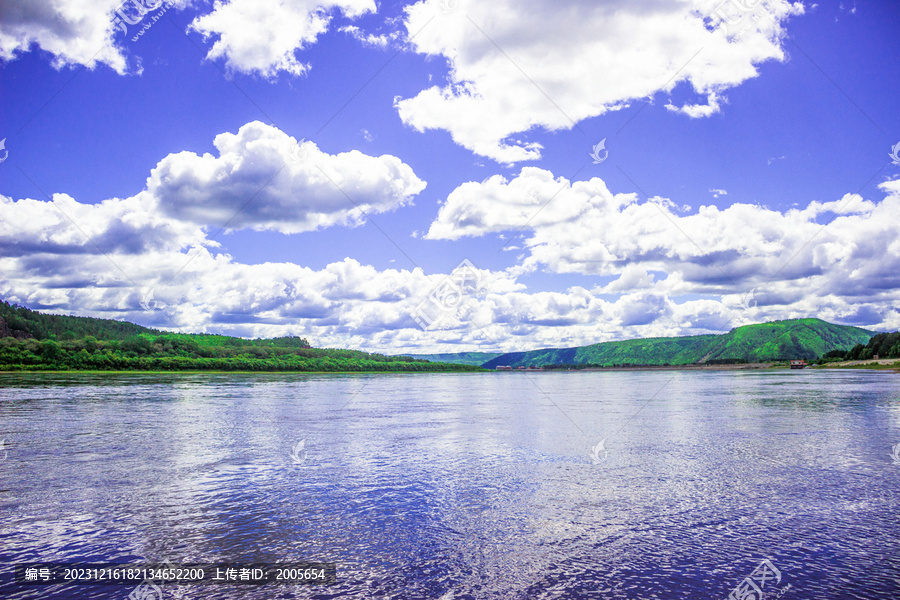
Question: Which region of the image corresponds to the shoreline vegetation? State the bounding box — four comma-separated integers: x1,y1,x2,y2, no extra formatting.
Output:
1,300,898,374
3,357,897,376
3,360,898,376
0,369,483,376
0,301,479,373
522,362,780,371
526,359,900,372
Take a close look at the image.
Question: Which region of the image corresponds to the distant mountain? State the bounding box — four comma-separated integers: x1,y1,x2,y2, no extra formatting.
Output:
400,352,503,366
477,319,877,368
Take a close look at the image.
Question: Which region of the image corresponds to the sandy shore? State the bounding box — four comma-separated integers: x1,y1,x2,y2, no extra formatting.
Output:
813,358,900,370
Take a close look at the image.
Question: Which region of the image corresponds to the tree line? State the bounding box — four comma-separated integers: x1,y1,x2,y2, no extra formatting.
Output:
817,331,900,363
0,300,480,372
0,335,480,372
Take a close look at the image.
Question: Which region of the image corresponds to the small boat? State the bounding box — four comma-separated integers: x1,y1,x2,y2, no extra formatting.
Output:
790,360,807,369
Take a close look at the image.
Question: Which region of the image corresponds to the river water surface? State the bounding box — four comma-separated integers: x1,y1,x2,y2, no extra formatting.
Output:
1,370,899,599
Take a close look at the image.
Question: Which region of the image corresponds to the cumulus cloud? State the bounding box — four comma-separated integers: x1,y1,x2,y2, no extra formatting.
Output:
425,168,900,330
147,121,426,234
2,178,899,353
0,122,425,253
189,0,375,77
0,0,374,77
2,132,898,352
0,0,128,73
425,167,626,242
396,0,804,163
0,216,727,354
0,192,208,259
0,214,529,351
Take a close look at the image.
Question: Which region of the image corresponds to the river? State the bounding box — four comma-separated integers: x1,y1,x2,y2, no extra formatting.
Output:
1,370,898,599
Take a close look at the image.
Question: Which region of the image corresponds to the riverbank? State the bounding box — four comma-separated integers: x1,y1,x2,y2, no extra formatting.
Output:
812,358,900,371
0,367,484,375
524,362,781,372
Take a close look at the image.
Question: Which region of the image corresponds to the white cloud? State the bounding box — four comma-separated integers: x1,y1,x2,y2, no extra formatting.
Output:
425,167,625,242
666,91,723,118
0,191,208,258
0,0,128,73
0,0,374,77
396,0,804,163
425,169,900,323
3,177,899,354
189,0,375,77
0,121,426,247
593,265,657,294
2,142,898,353
709,188,728,198
339,24,400,49
148,121,426,234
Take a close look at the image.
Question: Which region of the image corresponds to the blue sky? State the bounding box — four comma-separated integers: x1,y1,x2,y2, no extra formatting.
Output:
0,0,898,353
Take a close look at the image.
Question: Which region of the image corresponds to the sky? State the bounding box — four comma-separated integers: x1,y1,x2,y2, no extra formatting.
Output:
0,0,898,354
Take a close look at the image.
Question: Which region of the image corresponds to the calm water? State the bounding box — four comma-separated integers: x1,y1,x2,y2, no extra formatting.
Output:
1,370,899,599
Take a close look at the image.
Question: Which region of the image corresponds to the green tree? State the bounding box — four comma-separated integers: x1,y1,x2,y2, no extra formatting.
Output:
39,340,63,362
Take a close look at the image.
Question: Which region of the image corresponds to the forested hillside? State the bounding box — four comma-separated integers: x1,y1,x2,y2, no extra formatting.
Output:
0,301,479,372
480,319,876,368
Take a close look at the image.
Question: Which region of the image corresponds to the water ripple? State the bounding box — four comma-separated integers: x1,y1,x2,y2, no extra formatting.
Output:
0,371,898,599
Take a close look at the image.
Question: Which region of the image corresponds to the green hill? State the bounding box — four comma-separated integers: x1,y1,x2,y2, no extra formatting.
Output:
481,319,877,368
0,301,159,341
0,301,480,373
